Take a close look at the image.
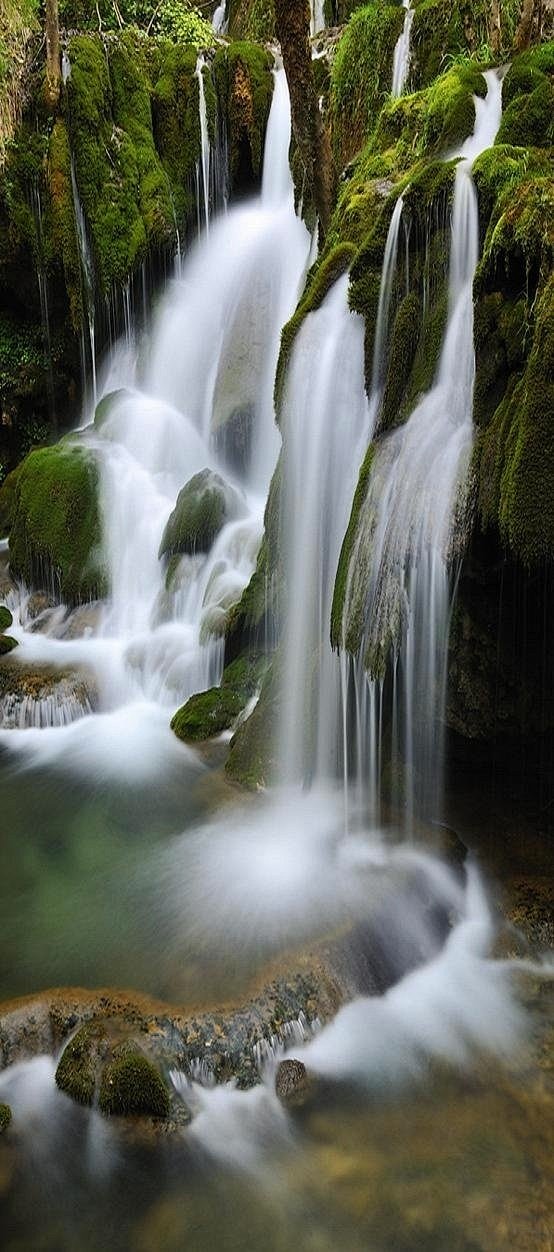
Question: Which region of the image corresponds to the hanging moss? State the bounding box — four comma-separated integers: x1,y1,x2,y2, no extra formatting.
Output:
477,275,554,566
227,0,275,42
46,119,83,330
275,243,357,417
330,1,405,167
9,442,106,603
213,41,273,186
330,442,375,650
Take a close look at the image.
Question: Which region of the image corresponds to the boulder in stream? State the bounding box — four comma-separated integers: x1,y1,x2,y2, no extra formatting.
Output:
159,469,245,560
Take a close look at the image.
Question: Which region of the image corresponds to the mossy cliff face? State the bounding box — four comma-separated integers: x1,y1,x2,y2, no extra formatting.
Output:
4,441,106,603
231,29,554,783
472,43,554,568
0,30,273,479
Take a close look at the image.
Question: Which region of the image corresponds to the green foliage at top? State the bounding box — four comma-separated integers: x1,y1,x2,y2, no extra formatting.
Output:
227,0,275,43
8,441,106,603
59,0,214,46
496,43,554,147
330,1,405,166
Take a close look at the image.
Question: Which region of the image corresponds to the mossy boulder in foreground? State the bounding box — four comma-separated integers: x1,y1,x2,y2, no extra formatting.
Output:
159,468,245,559
99,1046,170,1119
171,652,267,744
0,604,18,655
7,443,106,604
55,1021,170,1119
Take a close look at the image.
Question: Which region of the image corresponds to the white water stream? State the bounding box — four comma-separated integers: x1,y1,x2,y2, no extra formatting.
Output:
1,66,310,747
343,70,504,827
0,56,548,1185
391,0,414,98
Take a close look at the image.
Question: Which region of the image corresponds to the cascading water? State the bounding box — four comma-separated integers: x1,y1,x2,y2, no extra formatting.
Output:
195,56,211,236
310,0,326,37
1,65,310,741
342,69,504,828
212,0,227,33
391,0,414,97
278,196,405,788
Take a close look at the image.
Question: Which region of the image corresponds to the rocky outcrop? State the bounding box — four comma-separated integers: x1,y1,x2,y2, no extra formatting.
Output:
159,469,245,560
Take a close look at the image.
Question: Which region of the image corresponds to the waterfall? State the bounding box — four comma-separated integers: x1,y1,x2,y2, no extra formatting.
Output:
342,69,504,827
212,0,227,33
195,56,211,236
391,0,414,98
277,193,406,788
310,0,325,37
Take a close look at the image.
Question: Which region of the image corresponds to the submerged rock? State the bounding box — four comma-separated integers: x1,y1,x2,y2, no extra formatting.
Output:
159,469,245,560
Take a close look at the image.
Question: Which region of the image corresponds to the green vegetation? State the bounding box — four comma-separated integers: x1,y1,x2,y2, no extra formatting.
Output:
330,443,375,650
55,1020,108,1106
8,442,106,603
159,469,244,559
0,602,18,655
59,0,214,45
330,1,405,166
98,1046,170,1118
171,652,267,742
213,41,273,181
275,244,356,416
0,1102,11,1132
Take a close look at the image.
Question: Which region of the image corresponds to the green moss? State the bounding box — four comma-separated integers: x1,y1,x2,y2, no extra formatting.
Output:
171,685,244,741
330,1,405,167
227,0,275,42
98,1046,169,1118
275,243,357,417
331,443,375,649
380,290,422,429
55,1021,107,1106
213,41,273,183
159,469,243,559
0,1102,11,1132
0,605,13,631
9,442,106,603
171,652,267,743
0,464,22,535
65,30,200,292
478,275,554,566
46,120,83,329
0,634,18,655
225,661,278,789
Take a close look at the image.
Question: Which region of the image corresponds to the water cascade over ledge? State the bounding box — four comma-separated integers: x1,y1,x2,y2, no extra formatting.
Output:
341,69,505,828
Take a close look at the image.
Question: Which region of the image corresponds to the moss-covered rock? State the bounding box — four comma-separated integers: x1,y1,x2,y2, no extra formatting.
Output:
55,1019,110,1106
0,634,18,655
213,41,273,188
275,244,356,417
330,1,405,167
171,652,267,743
171,685,245,742
98,1045,170,1118
159,469,245,560
8,442,106,603
0,1102,11,1132
330,443,375,650
0,604,13,631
